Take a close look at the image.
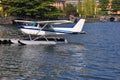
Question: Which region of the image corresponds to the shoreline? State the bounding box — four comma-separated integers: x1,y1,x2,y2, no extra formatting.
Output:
0,18,13,25
0,17,119,25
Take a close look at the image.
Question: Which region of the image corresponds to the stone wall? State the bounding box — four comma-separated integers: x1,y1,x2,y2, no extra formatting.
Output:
0,18,13,25
100,16,120,22
0,16,120,25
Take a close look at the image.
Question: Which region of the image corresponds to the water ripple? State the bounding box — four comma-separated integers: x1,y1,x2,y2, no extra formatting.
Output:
0,22,120,80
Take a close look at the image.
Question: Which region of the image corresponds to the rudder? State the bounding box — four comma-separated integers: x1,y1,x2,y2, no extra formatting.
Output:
72,19,85,32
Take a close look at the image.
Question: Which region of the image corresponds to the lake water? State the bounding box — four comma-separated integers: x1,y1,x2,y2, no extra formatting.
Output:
0,22,120,80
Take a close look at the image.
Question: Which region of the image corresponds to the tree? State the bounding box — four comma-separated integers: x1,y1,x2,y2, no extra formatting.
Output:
99,0,109,15
64,4,77,16
1,0,61,19
1,0,11,17
77,0,96,18
77,0,82,17
111,0,120,13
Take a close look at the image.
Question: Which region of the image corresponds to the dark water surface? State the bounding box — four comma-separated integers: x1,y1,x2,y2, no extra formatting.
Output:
0,22,120,80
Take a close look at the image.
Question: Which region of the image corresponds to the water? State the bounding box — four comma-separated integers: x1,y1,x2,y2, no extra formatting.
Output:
0,22,120,80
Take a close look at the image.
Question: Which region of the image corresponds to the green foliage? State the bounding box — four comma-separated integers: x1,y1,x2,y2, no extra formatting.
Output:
112,0,120,12
64,4,77,16
99,0,109,13
1,0,10,12
1,0,61,19
77,0,96,18
99,0,109,15
77,0,82,16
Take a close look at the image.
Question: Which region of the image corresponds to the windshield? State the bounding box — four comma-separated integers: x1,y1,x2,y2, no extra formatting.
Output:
27,22,37,26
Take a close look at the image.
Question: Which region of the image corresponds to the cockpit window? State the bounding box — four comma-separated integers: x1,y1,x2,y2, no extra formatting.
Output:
45,24,53,29
27,22,37,27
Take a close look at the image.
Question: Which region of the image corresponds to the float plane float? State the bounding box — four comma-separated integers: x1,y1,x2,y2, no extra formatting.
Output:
8,19,85,45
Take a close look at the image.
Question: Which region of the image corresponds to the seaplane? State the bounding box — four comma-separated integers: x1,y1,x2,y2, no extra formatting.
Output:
11,19,85,45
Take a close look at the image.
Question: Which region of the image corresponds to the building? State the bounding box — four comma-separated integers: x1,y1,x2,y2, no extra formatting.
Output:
107,0,120,15
53,0,99,9
65,0,78,6
52,0,66,10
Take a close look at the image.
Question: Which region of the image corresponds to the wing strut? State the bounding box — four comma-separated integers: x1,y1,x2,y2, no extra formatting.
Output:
36,23,48,35
29,34,32,40
27,23,49,41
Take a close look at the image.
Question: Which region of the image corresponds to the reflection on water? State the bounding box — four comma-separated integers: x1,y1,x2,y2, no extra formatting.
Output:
0,25,23,39
0,44,86,80
0,22,120,80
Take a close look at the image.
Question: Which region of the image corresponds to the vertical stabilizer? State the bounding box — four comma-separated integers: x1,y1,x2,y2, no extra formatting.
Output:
72,19,85,32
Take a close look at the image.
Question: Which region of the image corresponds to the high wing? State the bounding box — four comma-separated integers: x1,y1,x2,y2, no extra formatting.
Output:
14,20,73,24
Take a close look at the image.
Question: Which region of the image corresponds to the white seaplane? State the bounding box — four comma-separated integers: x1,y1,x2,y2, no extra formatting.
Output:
12,19,85,45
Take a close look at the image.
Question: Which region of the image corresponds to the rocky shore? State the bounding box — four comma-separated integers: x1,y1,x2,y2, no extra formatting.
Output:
0,18,13,25
0,16,120,25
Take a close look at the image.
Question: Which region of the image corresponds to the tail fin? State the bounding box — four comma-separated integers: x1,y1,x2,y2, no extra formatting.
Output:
72,19,85,33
